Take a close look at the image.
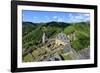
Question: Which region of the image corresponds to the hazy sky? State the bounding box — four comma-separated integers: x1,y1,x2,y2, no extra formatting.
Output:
22,10,90,23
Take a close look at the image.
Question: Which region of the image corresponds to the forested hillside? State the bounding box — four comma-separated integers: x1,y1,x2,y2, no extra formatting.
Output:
23,21,90,51
22,21,90,62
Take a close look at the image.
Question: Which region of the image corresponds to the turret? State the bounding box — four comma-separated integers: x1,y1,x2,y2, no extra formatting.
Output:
42,32,46,43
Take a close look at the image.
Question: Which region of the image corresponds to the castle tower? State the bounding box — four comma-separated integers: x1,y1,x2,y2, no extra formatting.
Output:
42,27,47,43
42,32,46,43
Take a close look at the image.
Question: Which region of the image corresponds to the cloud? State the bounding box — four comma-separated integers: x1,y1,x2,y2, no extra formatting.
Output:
44,16,50,21
57,18,63,22
69,13,74,19
33,17,38,19
44,16,48,18
68,13,90,22
83,14,90,17
74,15,84,20
53,16,58,19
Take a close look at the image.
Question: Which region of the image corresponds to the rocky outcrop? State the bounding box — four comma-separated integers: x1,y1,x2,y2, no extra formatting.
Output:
78,48,90,59
23,32,90,62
